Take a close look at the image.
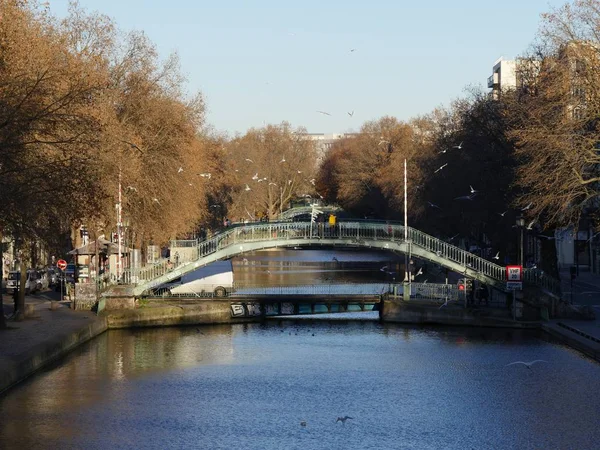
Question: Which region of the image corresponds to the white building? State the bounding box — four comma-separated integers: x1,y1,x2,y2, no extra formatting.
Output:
302,133,359,162
487,57,517,99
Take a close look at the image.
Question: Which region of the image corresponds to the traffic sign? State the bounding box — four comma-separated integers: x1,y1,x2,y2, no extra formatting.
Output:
506,265,523,281
506,281,523,290
57,259,67,270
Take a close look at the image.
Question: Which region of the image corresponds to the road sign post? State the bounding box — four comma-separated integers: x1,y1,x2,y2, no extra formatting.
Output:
57,259,67,302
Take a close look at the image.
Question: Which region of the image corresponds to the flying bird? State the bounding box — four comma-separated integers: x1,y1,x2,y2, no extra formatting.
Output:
469,185,477,194
454,194,476,201
126,186,137,192
245,184,251,191
428,201,441,209
316,110,332,116
245,158,254,163
498,210,508,217
415,267,423,276
177,167,183,173
348,111,354,117
336,416,354,424
297,170,302,174
439,298,449,309
380,265,388,272
526,220,536,230
280,156,286,163
439,148,448,154
506,360,547,370
434,163,448,174
350,49,357,52
453,141,463,149
268,182,277,186
493,251,500,260
153,198,160,204
300,421,307,427
521,202,533,211
252,173,259,180
309,178,316,185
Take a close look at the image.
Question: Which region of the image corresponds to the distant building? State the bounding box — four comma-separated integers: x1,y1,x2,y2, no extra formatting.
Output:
302,133,359,162
487,57,517,100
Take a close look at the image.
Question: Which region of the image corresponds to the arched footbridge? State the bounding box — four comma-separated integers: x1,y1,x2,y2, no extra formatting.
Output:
107,221,560,298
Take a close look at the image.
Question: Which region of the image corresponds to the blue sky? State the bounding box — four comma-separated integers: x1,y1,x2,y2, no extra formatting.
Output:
48,0,564,135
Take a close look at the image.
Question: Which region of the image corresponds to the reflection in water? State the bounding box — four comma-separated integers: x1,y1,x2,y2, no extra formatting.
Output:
1,321,599,450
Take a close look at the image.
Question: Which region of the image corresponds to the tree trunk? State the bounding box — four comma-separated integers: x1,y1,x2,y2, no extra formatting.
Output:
16,259,26,321
0,230,6,329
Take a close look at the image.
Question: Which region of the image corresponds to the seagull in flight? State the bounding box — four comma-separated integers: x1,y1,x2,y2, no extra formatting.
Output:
177,167,183,173
316,110,332,116
454,194,476,201
469,185,477,194
350,48,357,52
453,141,463,149
268,182,277,186
428,201,441,209
439,148,448,154
199,173,211,179
526,220,536,230
309,178,316,185
380,265,388,272
439,298,449,309
245,158,254,163
493,251,500,260
252,173,259,180
280,156,286,163
506,360,547,370
521,202,533,211
434,163,448,174
245,184,251,191
126,186,137,192
415,267,423,276
449,233,459,241
498,210,508,217
348,111,354,117
336,416,354,424
152,198,160,204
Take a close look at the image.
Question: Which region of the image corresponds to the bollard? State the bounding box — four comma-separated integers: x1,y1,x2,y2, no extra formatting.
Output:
24,303,36,318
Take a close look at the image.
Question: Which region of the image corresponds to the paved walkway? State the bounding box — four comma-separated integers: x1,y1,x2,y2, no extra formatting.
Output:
0,290,106,394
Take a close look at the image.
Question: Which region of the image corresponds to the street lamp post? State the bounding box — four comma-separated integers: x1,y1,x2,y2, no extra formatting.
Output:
516,215,525,267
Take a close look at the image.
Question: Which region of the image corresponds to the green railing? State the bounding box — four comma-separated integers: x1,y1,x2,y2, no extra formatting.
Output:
114,220,560,296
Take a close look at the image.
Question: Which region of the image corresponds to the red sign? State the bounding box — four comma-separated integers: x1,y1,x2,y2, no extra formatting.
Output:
506,265,523,281
57,259,68,270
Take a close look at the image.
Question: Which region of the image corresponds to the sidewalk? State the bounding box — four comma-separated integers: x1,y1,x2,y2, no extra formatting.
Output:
0,292,107,394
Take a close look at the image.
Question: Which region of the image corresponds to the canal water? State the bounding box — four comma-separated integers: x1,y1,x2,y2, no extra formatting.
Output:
1,250,599,449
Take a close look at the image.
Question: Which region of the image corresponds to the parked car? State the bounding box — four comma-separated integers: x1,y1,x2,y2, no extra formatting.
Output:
6,270,38,295
47,268,59,286
36,270,49,291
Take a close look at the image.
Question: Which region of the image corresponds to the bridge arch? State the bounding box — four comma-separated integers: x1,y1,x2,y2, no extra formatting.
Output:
110,221,542,297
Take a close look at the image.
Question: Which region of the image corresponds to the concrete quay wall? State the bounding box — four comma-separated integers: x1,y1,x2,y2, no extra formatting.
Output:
104,301,256,328
381,299,539,328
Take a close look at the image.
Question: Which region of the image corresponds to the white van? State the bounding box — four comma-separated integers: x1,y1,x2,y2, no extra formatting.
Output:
155,261,233,297
6,270,38,295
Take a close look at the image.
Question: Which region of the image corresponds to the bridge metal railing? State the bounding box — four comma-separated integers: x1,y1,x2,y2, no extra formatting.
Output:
115,220,560,296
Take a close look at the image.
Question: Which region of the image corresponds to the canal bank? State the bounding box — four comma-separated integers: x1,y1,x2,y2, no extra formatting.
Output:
0,298,107,395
